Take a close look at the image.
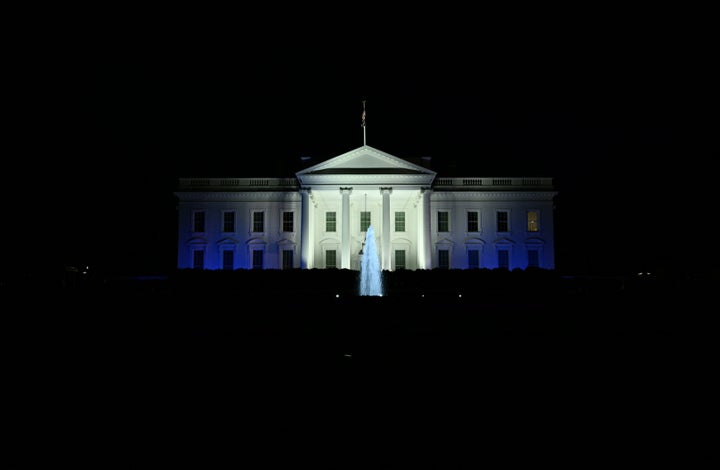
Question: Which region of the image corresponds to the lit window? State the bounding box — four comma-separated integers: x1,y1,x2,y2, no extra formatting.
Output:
527,211,539,232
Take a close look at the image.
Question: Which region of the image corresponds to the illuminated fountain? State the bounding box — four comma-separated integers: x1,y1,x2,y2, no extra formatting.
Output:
359,225,383,296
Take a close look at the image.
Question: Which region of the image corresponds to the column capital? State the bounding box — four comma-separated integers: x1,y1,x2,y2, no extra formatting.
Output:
339,187,353,194
379,187,392,194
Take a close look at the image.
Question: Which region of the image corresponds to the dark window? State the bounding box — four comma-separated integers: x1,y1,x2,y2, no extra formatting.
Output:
438,249,450,269
468,250,480,269
193,211,205,233
497,211,509,232
282,212,293,232
467,211,479,232
528,249,539,268
193,250,204,269
395,212,405,232
395,250,406,270
252,250,264,269
253,212,264,233
223,212,235,233
222,250,234,270
360,212,370,232
326,250,337,269
498,249,509,269
438,211,449,232
326,212,336,232
282,249,294,269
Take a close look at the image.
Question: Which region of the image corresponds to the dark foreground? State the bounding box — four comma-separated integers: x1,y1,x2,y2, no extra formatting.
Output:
4,271,716,466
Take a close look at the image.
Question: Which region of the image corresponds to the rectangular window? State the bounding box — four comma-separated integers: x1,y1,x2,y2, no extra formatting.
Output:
223,212,235,233
282,249,294,269
222,250,234,270
497,211,509,232
192,250,204,270
361,211,371,232
193,211,205,233
395,212,405,232
498,249,509,269
438,211,449,232
527,211,539,232
438,249,450,269
253,212,264,233
252,250,264,269
282,211,294,232
326,212,336,232
468,250,480,269
395,250,406,270
326,250,337,269
467,211,479,232
528,249,539,268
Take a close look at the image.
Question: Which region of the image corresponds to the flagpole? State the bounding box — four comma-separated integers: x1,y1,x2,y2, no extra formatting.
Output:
362,100,367,146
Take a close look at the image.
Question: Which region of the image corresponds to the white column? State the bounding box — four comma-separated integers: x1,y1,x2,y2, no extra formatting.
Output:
340,187,352,269
419,187,432,269
381,187,392,270
300,187,312,269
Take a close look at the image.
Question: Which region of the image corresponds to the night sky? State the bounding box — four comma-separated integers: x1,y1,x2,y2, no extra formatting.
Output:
7,32,718,279
4,16,718,465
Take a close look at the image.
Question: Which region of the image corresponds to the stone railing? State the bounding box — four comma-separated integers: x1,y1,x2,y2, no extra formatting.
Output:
177,176,554,191
432,177,554,189
177,177,300,190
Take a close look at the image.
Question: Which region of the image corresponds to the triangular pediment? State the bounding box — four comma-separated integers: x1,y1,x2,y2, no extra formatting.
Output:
523,237,546,246
296,145,435,176
186,236,208,246
296,145,436,187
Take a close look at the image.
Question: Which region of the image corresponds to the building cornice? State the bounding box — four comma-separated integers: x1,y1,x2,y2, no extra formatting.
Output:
298,173,436,186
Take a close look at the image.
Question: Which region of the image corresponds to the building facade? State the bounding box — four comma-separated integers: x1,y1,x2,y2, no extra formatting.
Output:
175,145,557,271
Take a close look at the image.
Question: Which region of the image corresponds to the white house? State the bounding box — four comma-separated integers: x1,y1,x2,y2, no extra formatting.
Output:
175,144,557,271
